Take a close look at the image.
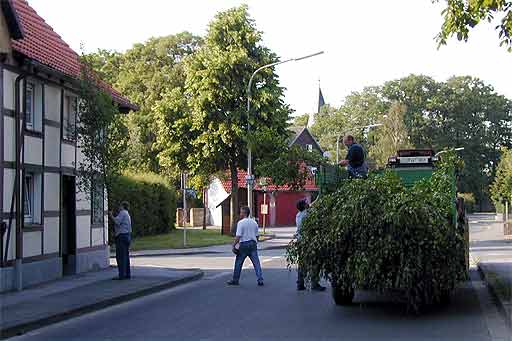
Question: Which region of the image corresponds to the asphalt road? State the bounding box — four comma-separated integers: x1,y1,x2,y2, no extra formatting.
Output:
9,240,510,341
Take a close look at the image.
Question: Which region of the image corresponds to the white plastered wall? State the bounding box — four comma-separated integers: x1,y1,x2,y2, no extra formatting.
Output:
76,215,91,249
61,143,74,168
22,231,41,258
44,85,60,122
44,126,60,167
207,178,229,227
43,217,59,254
24,136,43,165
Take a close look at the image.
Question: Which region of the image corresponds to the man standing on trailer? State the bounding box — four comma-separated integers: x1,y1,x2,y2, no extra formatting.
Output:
339,135,368,178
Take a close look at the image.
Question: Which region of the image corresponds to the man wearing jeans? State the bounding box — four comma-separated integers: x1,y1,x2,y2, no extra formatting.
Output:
109,201,132,280
227,206,264,286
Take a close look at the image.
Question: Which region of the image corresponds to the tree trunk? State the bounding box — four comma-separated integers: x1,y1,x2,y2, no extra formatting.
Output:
230,162,239,236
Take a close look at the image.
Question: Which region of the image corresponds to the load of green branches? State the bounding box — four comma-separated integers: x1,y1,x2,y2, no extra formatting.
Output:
287,165,467,313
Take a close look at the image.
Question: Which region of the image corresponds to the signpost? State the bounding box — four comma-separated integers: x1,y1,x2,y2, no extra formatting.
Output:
181,172,188,247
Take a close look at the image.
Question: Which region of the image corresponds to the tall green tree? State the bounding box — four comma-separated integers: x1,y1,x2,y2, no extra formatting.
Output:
435,0,512,51
155,6,291,232
291,113,309,127
369,102,413,167
490,147,512,207
85,33,202,177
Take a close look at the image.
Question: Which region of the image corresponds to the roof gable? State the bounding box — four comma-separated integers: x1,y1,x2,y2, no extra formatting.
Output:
288,127,324,153
8,0,136,112
1,0,23,39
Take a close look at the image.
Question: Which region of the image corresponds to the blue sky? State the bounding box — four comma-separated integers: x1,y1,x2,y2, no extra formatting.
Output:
30,0,512,117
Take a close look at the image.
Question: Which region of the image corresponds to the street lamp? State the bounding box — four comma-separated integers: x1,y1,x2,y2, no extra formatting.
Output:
435,147,464,157
246,51,324,217
335,123,383,164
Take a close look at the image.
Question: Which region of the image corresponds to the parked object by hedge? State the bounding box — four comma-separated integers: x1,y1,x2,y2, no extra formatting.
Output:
110,172,177,237
458,192,476,213
287,170,467,313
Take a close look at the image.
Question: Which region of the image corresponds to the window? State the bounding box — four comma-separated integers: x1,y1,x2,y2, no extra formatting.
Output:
63,95,77,140
91,177,104,225
23,173,42,224
306,144,313,152
25,82,35,130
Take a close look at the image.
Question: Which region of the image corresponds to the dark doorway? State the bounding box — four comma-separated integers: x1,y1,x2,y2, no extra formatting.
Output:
61,175,76,275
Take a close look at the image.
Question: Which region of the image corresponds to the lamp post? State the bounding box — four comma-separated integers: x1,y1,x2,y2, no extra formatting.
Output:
335,123,383,164
434,147,464,157
246,51,324,217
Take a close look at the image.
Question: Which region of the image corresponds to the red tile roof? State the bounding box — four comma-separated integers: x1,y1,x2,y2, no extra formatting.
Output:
8,0,137,111
220,169,318,193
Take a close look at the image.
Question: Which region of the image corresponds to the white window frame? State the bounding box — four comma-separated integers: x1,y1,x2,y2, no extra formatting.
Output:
63,94,77,141
24,174,33,222
23,172,42,224
306,144,313,152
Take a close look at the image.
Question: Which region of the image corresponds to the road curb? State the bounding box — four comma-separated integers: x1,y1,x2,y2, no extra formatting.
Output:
0,271,204,339
476,263,511,327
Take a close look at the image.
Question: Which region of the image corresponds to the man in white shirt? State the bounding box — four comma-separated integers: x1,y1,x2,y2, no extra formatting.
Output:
227,206,264,286
109,201,132,280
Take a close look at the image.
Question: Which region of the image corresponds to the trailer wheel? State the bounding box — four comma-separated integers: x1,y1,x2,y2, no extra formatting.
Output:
332,284,354,305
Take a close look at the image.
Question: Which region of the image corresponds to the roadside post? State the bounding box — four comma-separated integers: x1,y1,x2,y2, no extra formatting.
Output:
181,172,188,247
259,178,268,235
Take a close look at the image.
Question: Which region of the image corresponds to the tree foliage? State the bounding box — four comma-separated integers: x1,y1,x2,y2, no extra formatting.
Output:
370,102,413,168
154,6,291,231
84,33,202,176
435,0,512,51
287,170,467,313
76,58,129,206
308,74,512,207
490,147,512,205
291,113,309,128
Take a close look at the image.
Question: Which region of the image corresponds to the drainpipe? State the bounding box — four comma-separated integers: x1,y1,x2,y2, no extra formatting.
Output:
0,64,4,267
4,72,27,290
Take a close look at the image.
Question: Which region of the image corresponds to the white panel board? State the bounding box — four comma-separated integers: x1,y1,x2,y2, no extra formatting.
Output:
3,168,15,212
23,231,42,258
43,217,59,254
44,173,60,211
24,136,43,165
76,216,90,248
61,143,75,168
4,116,15,162
2,219,16,260
92,228,104,246
44,84,61,122
44,126,60,167
3,69,18,110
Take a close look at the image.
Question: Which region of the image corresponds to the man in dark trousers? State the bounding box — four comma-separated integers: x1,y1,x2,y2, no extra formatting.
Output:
296,199,326,291
227,206,264,286
339,135,368,178
109,201,132,280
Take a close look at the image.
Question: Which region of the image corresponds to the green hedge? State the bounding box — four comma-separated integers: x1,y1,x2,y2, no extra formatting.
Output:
287,170,467,313
110,172,177,237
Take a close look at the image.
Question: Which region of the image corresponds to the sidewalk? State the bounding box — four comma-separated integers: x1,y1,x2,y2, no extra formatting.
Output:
468,213,512,325
0,266,203,339
118,228,294,258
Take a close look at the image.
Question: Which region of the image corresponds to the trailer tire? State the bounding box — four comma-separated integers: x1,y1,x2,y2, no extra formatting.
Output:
332,284,354,305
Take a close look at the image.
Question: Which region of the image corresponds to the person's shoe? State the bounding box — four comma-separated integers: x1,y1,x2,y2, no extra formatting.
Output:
297,285,306,291
227,280,239,286
312,285,326,291
257,281,264,286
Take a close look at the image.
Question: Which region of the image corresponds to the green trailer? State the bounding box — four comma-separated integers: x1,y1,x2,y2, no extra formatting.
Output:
315,149,469,306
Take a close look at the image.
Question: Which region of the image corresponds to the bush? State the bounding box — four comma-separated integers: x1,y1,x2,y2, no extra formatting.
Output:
458,193,476,213
287,170,467,313
110,172,177,237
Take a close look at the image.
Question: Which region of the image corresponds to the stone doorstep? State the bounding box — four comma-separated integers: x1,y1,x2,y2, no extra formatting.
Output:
0,270,203,339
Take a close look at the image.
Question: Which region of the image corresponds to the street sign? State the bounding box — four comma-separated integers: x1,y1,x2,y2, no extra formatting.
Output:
261,204,268,215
